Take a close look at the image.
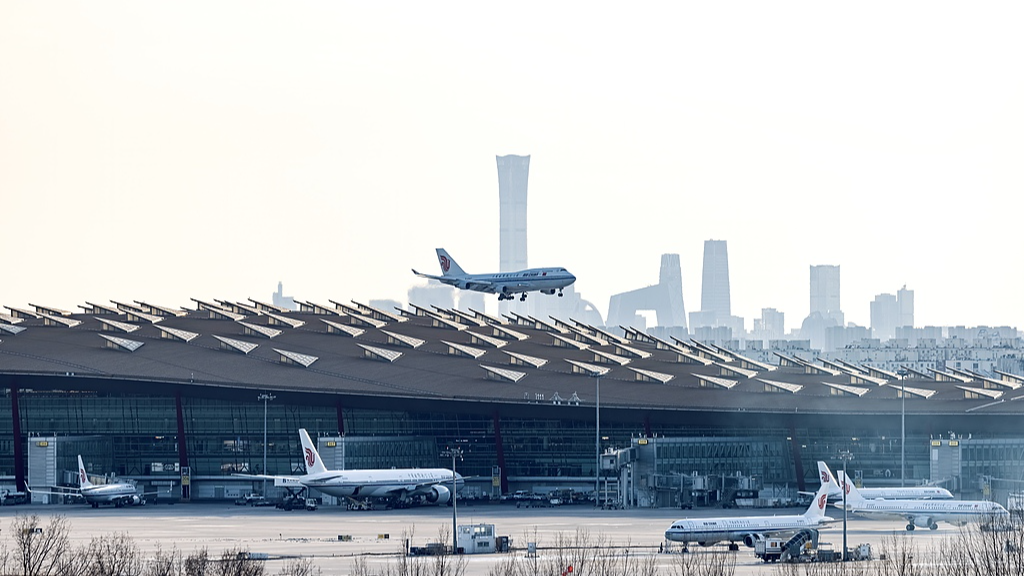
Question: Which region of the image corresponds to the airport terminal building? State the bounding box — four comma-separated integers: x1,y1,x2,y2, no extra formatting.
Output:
3,298,1024,506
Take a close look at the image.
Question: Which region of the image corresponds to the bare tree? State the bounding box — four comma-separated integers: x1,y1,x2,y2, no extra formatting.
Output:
145,544,184,576
275,557,321,576
668,547,736,576
11,514,73,576
214,548,265,576
78,532,144,576
184,548,211,576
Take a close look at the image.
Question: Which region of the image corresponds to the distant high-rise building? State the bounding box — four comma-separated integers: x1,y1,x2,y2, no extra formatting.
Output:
809,265,843,325
700,240,731,319
606,254,687,330
496,154,530,316
753,308,785,342
870,293,899,341
272,282,296,310
408,282,455,311
898,285,914,329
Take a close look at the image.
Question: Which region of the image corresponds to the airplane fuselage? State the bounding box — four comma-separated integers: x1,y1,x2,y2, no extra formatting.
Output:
437,268,575,296
829,486,953,500
81,483,142,506
300,468,462,500
665,515,831,545
838,499,1009,528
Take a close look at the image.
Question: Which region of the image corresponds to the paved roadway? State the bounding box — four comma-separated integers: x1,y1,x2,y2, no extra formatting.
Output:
0,502,962,575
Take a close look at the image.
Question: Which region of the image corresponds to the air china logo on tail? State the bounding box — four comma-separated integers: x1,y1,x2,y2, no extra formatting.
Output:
439,255,451,273
80,470,87,483
818,494,827,509
304,447,315,467
821,471,830,483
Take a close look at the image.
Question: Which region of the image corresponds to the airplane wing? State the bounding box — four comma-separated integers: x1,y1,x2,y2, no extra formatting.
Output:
412,269,443,281
464,281,494,292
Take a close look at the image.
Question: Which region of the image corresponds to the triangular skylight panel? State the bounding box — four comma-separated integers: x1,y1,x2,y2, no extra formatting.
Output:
695,374,738,389
357,344,402,363
125,310,163,324
31,303,72,316
237,321,281,339
0,323,26,335
466,332,507,348
442,340,486,359
266,312,305,329
273,348,318,368
480,364,526,383
42,314,82,328
0,313,24,324
629,368,674,384
957,386,1002,400
899,385,936,399
381,330,424,349
715,362,757,379
213,335,258,355
613,344,652,360
157,326,199,343
593,350,630,366
99,334,144,352
552,334,588,350
758,378,803,394
504,351,548,368
565,359,610,377
822,382,869,397
95,317,140,333
321,319,364,338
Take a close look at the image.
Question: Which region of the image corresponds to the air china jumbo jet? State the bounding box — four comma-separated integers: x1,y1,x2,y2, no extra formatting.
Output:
289,429,461,507
817,461,952,500
413,248,576,302
664,482,834,549
836,470,1009,531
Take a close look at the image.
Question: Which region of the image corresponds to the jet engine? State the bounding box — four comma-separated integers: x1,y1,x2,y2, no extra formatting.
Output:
742,533,766,548
425,485,451,505
909,516,937,531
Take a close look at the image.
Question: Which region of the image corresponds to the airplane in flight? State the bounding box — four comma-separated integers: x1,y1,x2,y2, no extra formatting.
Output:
836,470,1009,531
413,248,576,302
817,461,953,500
664,481,834,549
250,429,463,508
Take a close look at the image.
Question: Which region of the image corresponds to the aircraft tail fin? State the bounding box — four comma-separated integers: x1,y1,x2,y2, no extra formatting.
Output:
298,429,328,476
836,470,867,504
77,455,94,489
818,461,842,496
804,480,830,518
435,248,467,277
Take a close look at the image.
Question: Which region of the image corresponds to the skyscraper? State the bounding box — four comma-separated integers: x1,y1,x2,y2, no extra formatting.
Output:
496,155,530,274
898,285,914,329
700,240,731,319
870,293,899,341
496,154,530,316
809,265,843,325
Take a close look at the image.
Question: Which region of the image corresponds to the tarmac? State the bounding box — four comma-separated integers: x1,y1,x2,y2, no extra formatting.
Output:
0,501,973,575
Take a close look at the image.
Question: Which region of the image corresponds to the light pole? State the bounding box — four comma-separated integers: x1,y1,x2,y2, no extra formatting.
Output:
595,374,601,507
441,446,463,555
258,393,275,495
838,451,854,562
897,368,908,487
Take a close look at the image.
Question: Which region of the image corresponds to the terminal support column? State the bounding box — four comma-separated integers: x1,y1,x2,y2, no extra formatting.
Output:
788,423,806,493
336,400,345,435
10,385,25,492
175,390,190,500
492,410,508,494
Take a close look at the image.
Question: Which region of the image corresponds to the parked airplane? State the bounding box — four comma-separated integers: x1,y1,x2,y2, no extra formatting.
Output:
27,455,147,507
413,248,576,302
836,470,1009,531
262,429,463,508
664,482,834,549
817,461,953,500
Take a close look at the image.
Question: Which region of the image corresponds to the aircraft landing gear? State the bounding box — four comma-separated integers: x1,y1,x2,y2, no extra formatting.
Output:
906,523,915,531
558,291,564,297
520,293,527,302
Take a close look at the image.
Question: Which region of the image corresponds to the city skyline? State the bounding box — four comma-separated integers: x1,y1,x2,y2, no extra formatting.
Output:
2,3,1022,330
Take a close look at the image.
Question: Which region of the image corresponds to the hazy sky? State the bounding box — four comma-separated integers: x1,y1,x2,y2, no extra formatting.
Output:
3,2,1023,330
